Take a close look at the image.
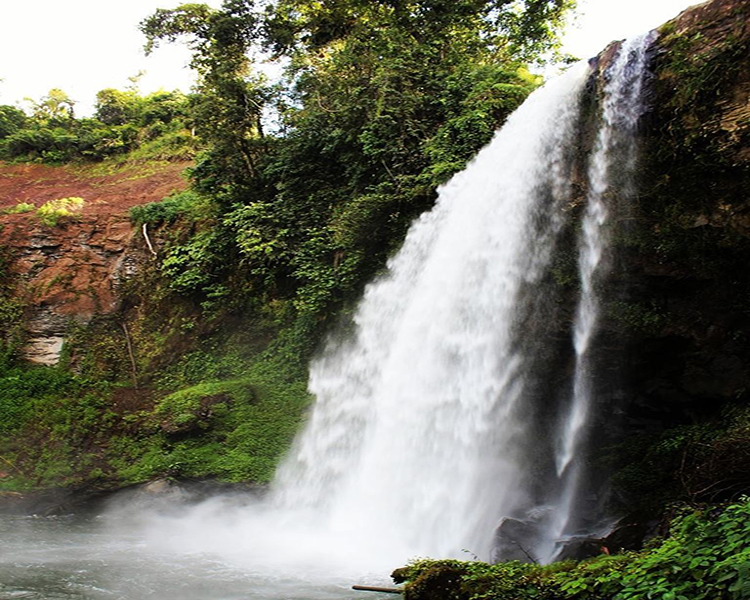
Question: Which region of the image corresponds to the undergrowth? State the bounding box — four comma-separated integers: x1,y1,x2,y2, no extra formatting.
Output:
397,498,750,600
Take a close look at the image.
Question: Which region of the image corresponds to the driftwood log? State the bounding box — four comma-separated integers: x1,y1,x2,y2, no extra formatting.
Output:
352,585,403,594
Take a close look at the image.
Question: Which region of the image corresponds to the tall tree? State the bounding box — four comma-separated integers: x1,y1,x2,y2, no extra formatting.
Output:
25,88,76,123
139,0,575,332
141,0,269,190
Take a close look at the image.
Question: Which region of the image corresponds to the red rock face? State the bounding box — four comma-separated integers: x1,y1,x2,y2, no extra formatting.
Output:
0,161,190,364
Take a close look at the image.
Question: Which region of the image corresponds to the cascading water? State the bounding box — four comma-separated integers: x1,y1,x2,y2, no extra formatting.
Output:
270,34,655,568
557,33,655,479
541,31,657,563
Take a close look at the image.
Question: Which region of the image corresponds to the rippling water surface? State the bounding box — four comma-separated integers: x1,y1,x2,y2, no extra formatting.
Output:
0,513,391,600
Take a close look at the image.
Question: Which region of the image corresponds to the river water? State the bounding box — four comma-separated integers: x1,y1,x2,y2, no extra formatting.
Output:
0,508,394,600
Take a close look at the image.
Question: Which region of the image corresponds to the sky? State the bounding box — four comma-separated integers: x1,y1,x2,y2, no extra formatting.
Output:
0,0,703,117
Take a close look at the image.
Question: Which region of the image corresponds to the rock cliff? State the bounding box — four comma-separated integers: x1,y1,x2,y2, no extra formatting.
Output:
0,162,188,365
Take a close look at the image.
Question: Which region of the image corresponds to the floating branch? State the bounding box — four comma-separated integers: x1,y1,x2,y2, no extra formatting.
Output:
352,585,403,594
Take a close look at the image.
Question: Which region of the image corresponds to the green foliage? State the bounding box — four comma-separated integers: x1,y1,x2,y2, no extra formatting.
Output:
638,12,750,291
0,248,25,364
0,88,193,163
95,88,140,126
613,403,750,511
0,366,78,435
141,0,267,190
402,558,568,600
154,379,242,431
36,196,84,227
0,364,123,487
2,126,80,162
161,228,232,294
134,0,572,353
1,202,35,215
105,360,311,484
156,344,250,389
105,434,172,484
126,126,197,161
558,500,750,600
397,500,750,600
0,105,27,139
608,300,667,334
25,88,76,122
130,189,211,225
399,559,565,600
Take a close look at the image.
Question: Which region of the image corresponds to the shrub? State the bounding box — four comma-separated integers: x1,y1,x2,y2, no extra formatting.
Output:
129,189,211,226
396,499,750,600
37,196,84,226
2,202,35,215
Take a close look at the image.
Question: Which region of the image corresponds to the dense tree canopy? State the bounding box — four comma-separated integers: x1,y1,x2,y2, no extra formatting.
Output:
0,88,193,163
0,0,578,360
133,0,574,352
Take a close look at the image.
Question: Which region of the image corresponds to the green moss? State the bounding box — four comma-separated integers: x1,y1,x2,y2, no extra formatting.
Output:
102,362,311,484
607,300,667,335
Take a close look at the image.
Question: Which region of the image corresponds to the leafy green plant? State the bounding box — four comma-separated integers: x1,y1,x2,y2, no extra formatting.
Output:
559,499,750,600
36,196,84,226
2,202,35,215
129,189,211,225
395,500,750,600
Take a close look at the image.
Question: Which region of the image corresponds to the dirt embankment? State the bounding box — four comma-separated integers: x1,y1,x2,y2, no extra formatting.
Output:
0,161,190,364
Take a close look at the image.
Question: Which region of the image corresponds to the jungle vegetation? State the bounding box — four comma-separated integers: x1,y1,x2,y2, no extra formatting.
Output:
2,1,749,597
0,0,575,488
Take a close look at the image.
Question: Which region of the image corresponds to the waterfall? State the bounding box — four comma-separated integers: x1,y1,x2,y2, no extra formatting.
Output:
540,31,657,564
558,33,655,479
267,34,654,568
102,36,658,583
271,62,589,563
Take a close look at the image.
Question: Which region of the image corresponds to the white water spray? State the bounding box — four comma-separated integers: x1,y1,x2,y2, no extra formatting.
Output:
557,33,655,478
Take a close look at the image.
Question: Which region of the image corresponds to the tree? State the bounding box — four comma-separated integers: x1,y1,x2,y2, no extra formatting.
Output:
137,0,575,335
95,88,140,126
25,88,76,123
0,105,27,139
243,0,559,317
141,0,269,189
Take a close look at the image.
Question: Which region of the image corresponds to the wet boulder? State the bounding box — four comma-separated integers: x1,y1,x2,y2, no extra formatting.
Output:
491,517,544,563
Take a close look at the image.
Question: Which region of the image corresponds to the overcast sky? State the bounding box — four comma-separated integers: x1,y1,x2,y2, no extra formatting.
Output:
0,0,702,117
